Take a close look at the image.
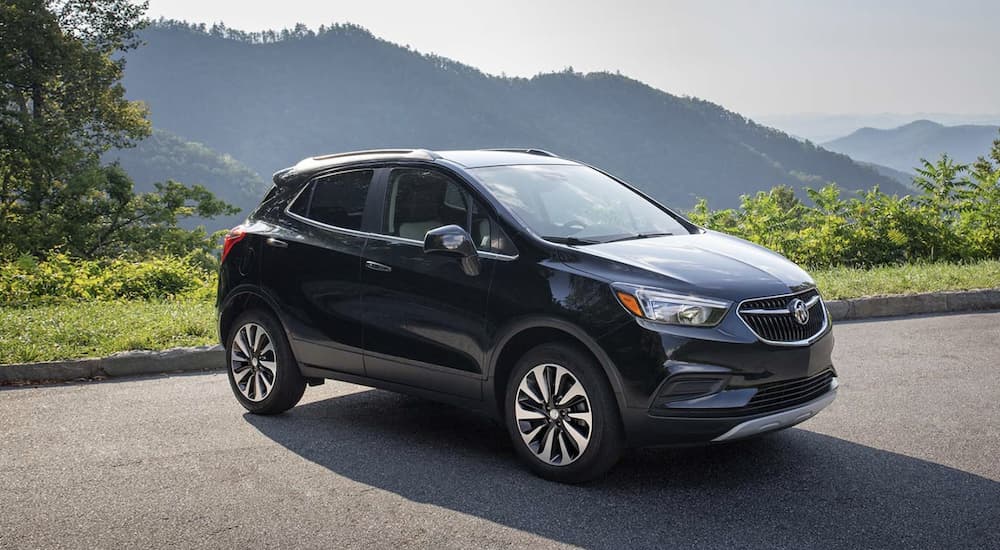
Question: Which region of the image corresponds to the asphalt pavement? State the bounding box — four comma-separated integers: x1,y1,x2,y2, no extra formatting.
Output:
2,311,998,549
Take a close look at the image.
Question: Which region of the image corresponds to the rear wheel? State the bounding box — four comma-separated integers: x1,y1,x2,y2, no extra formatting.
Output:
226,310,306,414
505,342,624,483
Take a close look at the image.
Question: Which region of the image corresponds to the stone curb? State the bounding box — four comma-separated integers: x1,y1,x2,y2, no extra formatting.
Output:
2,288,999,385
824,288,1000,321
0,345,223,386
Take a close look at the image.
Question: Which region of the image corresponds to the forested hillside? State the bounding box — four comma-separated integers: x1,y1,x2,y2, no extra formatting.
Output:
106,129,268,229
120,21,906,209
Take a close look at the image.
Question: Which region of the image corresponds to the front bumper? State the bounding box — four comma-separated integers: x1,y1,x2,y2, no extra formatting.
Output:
710,379,838,441
618,377,838,447
597,313,837,446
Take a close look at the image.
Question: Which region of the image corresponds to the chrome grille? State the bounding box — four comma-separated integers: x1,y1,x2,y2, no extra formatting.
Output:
738,288,827,344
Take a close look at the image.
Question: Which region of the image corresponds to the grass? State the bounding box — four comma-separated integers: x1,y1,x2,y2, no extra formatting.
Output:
1,260,997,364
0,300,216,365
812,260,1000,300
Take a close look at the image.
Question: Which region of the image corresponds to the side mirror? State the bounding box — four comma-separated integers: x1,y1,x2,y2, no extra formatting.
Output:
423,224,481,276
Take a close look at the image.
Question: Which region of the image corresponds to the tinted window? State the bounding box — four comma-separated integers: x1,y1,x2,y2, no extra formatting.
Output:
381,168,492,250
290,170,373,231
472,164,690,243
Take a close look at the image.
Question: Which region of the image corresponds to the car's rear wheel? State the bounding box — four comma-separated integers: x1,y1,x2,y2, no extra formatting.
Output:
226,310,305,414
505,342,624,483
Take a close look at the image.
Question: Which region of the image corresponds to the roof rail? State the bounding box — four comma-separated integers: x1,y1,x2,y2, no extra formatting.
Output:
483,148,559,158
311,148,439,161
411,148,441,160
274,149,441,186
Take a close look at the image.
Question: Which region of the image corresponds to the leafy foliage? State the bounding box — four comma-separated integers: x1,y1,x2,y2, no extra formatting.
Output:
689,135,1000,267
0,253,214,305
0,1,237,260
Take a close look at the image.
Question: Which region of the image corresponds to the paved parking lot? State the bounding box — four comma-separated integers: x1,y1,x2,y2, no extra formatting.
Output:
2,311,998,549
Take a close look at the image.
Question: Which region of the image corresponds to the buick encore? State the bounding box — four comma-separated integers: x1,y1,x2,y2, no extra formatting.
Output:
217,148,837,483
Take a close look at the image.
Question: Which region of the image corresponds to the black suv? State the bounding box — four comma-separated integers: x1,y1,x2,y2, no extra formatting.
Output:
217,148,837,482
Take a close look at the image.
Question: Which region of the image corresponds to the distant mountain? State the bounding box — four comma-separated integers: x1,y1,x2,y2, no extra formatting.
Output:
120,22,907,211
757,113,1000,144
106,128,269,230
823,120,1000,174
859,162,915,189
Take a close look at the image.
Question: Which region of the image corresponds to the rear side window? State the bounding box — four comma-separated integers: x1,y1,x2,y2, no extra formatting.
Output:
288,169,373,231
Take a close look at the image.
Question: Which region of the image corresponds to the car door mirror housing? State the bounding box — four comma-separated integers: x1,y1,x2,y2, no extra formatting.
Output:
423,224,480,276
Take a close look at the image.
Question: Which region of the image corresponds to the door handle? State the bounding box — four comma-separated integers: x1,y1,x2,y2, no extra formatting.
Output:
365,260,392,273
266,237,288,248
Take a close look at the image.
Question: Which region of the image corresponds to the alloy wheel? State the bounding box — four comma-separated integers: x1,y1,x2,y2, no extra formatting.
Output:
513,363,593,466
230,322,277,402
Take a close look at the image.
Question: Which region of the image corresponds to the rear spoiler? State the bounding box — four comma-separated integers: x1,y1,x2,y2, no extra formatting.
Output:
272,167,296,187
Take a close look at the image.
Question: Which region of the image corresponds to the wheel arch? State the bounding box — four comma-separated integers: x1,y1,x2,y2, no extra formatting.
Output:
218,285,289,346
485,317,627,420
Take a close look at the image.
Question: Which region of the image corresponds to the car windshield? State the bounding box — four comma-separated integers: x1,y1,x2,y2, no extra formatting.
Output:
471,164,690,243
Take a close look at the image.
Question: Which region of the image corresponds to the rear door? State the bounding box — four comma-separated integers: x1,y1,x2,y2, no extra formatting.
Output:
359,166,505,399
260,168,379,376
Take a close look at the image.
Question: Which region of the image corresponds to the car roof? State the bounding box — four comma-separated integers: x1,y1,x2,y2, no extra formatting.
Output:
272,148,579,186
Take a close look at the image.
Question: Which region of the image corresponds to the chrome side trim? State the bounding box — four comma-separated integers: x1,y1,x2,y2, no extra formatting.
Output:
365,232,520,262
736,289,829,347
286,210,371,239
711,381,837,442
284,202,519,262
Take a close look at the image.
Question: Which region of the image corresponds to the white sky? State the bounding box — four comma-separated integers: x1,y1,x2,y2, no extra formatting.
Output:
146,0,1000,117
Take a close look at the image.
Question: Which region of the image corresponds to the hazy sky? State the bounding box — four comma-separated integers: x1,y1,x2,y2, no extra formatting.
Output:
146,0,999,117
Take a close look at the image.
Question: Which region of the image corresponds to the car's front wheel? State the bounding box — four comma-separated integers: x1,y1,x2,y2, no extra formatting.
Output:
505,342,624,483
225,309,306,415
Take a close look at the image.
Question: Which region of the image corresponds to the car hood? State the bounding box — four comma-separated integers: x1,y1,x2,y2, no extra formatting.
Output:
567,231,815,301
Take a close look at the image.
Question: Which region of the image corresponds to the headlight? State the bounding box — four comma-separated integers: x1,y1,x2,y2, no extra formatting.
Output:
612,284,731,327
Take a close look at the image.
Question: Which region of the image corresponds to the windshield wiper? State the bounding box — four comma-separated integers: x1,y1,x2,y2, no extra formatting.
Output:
603,232,674,243
541,235,602,245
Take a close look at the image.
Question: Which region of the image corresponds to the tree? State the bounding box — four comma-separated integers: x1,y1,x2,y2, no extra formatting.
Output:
0,0,235,259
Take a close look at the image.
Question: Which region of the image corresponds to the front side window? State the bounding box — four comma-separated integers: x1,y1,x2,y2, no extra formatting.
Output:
381,168,492,250
289,169,373,231
472,164,690,243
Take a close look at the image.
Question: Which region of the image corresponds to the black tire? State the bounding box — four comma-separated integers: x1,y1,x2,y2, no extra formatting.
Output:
225,309,306,415
504,342,624,483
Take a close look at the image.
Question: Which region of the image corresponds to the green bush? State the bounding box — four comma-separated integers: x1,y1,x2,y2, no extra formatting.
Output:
0,253,215,305
689,138,1000,268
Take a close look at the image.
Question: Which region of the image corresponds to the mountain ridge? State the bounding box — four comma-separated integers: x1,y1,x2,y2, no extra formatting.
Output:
823,120,1000,173
119,21,906,212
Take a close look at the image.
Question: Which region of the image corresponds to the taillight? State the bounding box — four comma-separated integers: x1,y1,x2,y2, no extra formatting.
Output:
221,226,246,264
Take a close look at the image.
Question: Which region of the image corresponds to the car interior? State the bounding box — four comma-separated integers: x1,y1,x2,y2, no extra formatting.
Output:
384,169,491,248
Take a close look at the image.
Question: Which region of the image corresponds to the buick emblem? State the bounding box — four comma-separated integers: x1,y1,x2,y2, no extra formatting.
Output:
789,298,810,325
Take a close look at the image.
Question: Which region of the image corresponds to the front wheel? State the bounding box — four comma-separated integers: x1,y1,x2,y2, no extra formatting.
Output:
225,309,306,414
505,342,624,483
